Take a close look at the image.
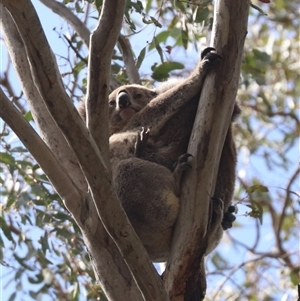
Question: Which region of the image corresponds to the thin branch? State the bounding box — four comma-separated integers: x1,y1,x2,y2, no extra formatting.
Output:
277,166,300,235
39,0,120,89
212,254,268,299
118,35,141,84
0,69,27,115
39,0,90,47
63,34,88,63
238,175,297,270
40,0,140,87
0,88,82,218
227,232,299,262
275,167,300,268
244,103,300,126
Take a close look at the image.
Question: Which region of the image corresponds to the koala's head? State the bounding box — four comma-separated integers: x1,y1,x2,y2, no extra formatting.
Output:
78,84,157,135
108,85,157,134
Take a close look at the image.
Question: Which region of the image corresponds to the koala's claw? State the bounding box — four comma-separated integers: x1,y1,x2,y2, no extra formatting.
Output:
135,127,150,157
172,153,193,172
201,47,217,59
221,204,236,230
177,153,193,165
211,198,236,230
227,205,236,213
201,47,222,67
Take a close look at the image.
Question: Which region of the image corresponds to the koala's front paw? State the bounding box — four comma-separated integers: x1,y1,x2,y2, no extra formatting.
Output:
173,153,193,175
135,127,150,157
177,153,193,166
221,205,236,230
201,47,222,68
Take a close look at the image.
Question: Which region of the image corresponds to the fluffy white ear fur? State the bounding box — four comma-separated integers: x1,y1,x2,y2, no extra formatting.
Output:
153,78,183,94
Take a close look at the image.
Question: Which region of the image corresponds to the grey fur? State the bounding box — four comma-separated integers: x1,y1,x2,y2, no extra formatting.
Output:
78,48,237,261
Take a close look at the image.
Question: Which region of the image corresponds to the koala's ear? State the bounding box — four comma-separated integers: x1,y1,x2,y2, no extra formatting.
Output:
150,91,158,97
77,101,86,122
154,78,181,95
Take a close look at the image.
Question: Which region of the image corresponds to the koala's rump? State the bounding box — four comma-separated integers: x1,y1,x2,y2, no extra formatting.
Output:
113,157,180,261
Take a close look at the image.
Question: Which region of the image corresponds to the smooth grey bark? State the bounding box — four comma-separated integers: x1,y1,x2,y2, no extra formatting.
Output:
164,0,250,300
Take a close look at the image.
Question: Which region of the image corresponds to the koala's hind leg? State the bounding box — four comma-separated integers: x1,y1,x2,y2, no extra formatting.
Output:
221,205,236,230
205,199,236,253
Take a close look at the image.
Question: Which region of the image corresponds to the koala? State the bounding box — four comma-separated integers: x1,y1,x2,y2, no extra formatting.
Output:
79,48,237,261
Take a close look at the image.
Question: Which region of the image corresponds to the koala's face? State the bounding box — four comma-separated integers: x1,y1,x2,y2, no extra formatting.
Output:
108,84,157,135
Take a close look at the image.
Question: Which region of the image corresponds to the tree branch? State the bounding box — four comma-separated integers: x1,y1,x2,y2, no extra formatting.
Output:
0,87,82,217
118,35,141,84
1,0,168,299
39,0,90,47
39,0,120,90
40,0,138,87
84,0,123,166
164,0,250,299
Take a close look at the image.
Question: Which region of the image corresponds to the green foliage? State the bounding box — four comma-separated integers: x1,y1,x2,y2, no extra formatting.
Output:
246,184,269,194
135,46,146,69
151,61,184,81
194,7,210,23
246,199,264,224
0,146,102,300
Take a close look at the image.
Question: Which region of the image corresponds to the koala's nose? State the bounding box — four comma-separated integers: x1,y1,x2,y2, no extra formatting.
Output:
117,91,130,108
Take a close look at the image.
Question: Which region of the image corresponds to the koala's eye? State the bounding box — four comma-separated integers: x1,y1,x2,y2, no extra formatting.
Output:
109,100,116,107
135,93,143,99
